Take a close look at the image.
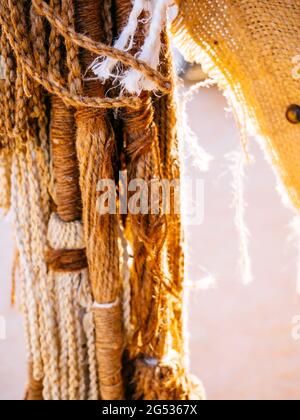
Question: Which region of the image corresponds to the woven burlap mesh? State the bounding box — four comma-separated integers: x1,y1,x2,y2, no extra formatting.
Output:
173,0,300,209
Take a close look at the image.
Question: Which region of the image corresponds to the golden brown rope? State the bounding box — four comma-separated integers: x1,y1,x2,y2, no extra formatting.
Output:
0,28,16,147
47,1,82,222
45,247,88,272
0,0,201,401
50,95,82,221
48,0,62,83
111,0,201,400
46,1,97,400
61,0,82,95
114,0,167,355
25,363,44,400
0,1,141,109
93,302,124,400
31,0,171,93
74,0,124,400
154,34,185,356
0,0,172,112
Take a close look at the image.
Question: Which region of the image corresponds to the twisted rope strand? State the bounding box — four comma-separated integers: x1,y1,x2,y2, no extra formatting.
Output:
32,0,171,92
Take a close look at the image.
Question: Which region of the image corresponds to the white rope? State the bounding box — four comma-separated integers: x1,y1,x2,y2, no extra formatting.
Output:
25,145,59,400
78,272,98,400
47,213,98,400
48,213,85,249
11,149,44,381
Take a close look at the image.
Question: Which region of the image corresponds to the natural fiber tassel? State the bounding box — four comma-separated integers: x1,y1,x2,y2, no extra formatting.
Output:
75,108,124,400
75,0,124,400
111,0,204,401
133,358,206,400
43,3,93,394
92,0,171,94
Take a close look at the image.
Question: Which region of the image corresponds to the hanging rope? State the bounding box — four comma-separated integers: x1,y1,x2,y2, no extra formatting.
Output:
0,0,204,401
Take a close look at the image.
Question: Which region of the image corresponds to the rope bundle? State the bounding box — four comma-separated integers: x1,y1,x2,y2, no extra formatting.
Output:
0,0,204,400
46,214,98,400
74,0,124,400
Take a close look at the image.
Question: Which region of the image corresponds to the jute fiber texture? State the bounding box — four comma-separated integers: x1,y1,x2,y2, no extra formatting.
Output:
173,0,300,210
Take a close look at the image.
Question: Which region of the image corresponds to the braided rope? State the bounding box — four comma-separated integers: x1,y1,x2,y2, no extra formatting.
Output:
0,0,203,401
61,0,82,95
0,5,139,109
0,0,170,112
32,0,171,92
26,147,59,400
11,152,43,380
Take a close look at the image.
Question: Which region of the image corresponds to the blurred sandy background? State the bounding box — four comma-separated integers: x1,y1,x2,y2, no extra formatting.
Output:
1,86,300,400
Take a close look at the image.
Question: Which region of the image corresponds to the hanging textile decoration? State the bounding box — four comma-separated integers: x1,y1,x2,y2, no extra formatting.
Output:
172,0,300,213
2,0,300,400
0,0,205,400
171,0,300,290
110,0,203,399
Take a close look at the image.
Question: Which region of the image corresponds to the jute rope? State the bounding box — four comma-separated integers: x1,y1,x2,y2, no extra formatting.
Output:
155,34,186,358
0,148,11,210
74,0,124,401
0,0,171,112
25,363,44,401
32,0,171,93
0,29,16,147
43,0,98,400
50,95,81,222
113,0,165,350
111,0,205,400
4,1,53,398
0,0,204,401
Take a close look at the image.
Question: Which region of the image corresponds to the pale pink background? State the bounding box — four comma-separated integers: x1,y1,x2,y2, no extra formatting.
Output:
1,86,300,400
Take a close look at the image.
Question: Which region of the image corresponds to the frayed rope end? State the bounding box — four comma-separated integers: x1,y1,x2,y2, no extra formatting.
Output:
91,0,172,95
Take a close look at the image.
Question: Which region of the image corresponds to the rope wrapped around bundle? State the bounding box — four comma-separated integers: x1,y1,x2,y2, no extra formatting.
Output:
111,0,204,400
0,0,204,401
74,0,124,401
43,0,98,398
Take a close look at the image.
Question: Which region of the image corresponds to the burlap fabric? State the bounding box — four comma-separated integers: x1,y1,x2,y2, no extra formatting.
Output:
173,0,300,209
